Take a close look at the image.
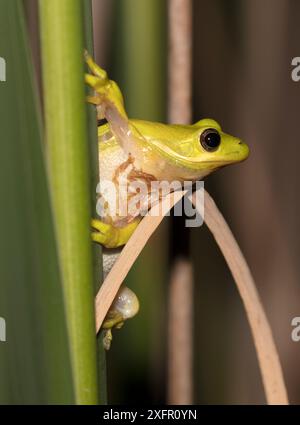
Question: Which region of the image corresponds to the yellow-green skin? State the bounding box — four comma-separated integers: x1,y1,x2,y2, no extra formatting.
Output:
85,54,249,249
85,53,249,341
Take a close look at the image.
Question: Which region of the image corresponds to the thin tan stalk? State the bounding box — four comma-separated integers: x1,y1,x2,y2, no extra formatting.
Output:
191,190,288,405
168,0,192,124
167,259,193,404
167,0,193,405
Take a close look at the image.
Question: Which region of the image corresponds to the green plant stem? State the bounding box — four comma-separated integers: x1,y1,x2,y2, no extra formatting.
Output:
39,0,98,404
82,0,107,404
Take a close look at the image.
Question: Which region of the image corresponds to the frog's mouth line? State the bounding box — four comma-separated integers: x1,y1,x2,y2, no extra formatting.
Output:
149,140,242,169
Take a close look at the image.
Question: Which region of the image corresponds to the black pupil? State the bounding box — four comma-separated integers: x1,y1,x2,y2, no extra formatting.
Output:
201,129,221,151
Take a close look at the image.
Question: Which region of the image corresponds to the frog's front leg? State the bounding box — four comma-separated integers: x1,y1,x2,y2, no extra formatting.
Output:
84,51,127,120
91,218,139,248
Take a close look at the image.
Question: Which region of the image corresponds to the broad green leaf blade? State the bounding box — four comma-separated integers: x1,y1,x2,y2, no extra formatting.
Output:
0,0,74,404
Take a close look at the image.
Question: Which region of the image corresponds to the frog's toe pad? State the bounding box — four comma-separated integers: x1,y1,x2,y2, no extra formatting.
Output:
91,218,118,247
103,329,112,351
91,218,111,233
85,51,108,80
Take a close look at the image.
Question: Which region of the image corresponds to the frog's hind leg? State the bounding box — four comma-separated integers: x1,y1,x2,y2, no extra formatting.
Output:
84,51,127,119
101,285,140,350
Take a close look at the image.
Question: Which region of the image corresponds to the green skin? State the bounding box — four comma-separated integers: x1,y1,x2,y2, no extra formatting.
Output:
85,53,249,339
85,53,249,248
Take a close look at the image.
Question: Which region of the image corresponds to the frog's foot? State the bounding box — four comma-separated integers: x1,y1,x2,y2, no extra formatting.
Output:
103,311,125,330
101,286,139,350
103,329,113,351
84,51,127,119
102,310,125,350
91,218,140,248
84,50,108,81
102,322,125,350
91,218,117,248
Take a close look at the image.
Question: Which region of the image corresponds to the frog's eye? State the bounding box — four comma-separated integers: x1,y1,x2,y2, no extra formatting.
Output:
200,128,221,152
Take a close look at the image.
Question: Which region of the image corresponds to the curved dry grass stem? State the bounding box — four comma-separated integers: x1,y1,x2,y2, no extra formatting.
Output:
95,186,289,404
94,190,186,332
191,189,288,405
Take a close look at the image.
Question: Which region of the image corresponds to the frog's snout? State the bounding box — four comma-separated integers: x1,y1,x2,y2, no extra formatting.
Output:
237,139,250,161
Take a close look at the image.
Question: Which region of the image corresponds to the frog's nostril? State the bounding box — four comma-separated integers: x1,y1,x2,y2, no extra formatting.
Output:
238,140,243,145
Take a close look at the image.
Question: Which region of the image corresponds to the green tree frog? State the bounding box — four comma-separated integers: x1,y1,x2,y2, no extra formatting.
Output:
85,53,249,348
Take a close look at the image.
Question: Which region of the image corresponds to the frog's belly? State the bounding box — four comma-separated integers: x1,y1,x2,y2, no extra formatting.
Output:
99,143,128,182
98,144,149,226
